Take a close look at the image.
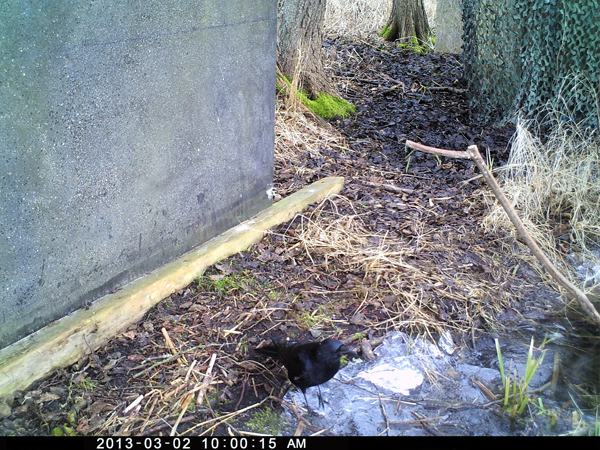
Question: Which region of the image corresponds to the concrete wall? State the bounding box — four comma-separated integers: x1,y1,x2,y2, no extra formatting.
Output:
0,1,276,348
436,0,463,53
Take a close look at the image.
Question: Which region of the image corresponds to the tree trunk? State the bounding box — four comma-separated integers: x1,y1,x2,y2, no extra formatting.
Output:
383,0,431,43
277,0,332,98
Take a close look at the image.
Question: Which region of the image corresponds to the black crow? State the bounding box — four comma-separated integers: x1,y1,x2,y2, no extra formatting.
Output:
257,338,358,409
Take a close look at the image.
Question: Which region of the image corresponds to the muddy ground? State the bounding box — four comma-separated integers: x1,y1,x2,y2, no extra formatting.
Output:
1,36,598,437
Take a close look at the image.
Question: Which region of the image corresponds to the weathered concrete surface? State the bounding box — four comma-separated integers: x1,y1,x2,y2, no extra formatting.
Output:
0,1,276,348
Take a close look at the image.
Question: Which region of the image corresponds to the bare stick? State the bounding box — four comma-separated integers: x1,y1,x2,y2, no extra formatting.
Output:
405,140,600,327
170,392,194,436
196,353,218,406
358,179,414,195
406,140,468,159
161,327,188,364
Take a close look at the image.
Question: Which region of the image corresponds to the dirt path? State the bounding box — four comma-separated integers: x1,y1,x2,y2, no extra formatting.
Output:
1,37,592,437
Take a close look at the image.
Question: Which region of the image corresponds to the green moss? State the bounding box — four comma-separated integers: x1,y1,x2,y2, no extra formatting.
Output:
397,34,435,55
276,74,291,94
247,408,284,435
196,270,255,295
300,92,355,119
51,425,77,436
353,332,367,341
379,24,392,40
75,377,97,393
277,74,356,119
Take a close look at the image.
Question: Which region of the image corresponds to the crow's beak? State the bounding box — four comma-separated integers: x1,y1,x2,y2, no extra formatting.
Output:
340,345,359,359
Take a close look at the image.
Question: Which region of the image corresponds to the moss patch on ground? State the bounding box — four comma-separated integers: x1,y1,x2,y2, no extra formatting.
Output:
277,75,356,119
300,92,356,119
397,35,435,54
246,407,285,435
378,27,435,54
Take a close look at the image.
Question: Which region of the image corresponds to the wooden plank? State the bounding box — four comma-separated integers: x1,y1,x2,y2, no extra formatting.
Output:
0,177,344,397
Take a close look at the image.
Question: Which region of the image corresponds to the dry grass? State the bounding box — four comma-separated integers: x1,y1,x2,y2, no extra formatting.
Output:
275,101,344,157
273,76,514,341
324,0,437,38
286,198,508,340
483,104,600,290
274,99,349,198
324,0,392,37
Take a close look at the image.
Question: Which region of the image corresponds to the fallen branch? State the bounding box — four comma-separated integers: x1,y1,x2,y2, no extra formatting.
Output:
405,140,600,328
357,179,414,195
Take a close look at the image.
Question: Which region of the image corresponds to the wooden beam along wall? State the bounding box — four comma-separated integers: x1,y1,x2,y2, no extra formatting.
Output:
0,177,344,398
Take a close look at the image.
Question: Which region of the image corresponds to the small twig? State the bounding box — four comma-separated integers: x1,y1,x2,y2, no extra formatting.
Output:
184,360,197,383
162,327,188,364
132,354,178,378
378,393,390,436
388,415,445,425
471,377,497,402
196,353,218,406
270,397,318,432
139,416,196,436
183,398,268,436
406,140,467,159
123,394,145,415
171,392,195,436
139,396,158,433
293,421,305,436
394,396,417,415
357,179,414,195
411,411,442,436
83,335,103,370
235,372,249,411
405,140,600,328
427,86,467,94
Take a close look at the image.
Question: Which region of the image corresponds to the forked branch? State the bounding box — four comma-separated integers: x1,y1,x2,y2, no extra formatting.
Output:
405,140,600,328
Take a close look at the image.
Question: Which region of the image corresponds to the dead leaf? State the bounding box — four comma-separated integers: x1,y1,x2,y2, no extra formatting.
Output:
350,313,368,325
123,331,136,340
38,392,61,404
209,274,226,281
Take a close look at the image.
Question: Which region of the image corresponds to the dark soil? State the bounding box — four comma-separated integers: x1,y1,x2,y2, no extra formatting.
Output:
1,36,597,437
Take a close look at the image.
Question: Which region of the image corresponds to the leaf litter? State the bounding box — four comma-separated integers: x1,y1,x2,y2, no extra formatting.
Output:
1,36,597,437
